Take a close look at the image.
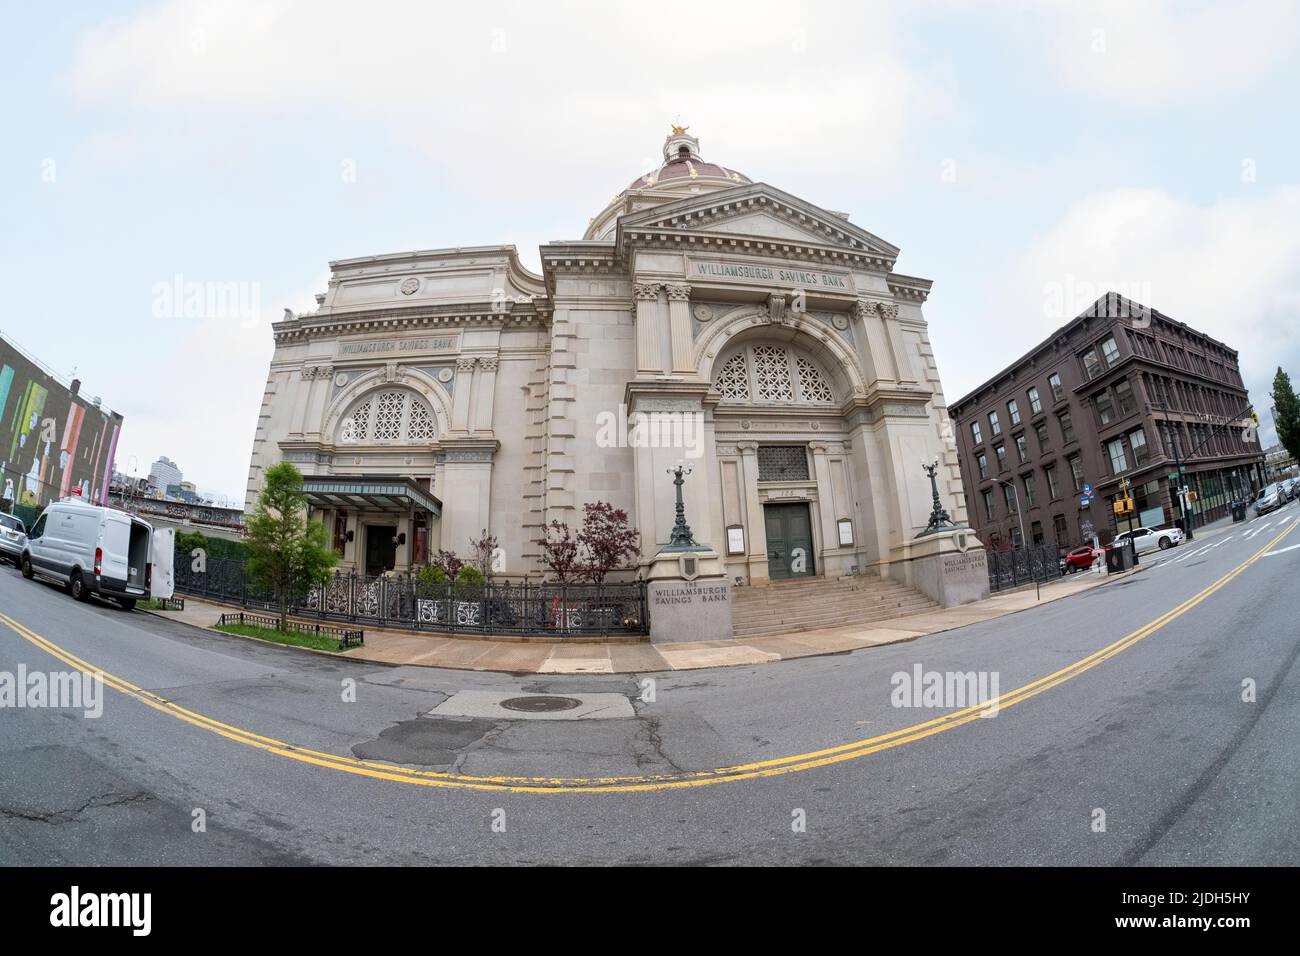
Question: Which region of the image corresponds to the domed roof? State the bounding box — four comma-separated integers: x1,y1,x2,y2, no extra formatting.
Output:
628,127,750,190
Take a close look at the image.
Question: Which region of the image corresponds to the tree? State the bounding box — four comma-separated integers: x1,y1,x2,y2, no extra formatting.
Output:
576,502,641,584
467,529,498,577
429,549,464,580
1272,367,1300,463
537,519,580,582
245,462,337,632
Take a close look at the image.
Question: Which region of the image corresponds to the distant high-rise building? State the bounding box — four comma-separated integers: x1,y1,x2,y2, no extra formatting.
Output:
149,456,182,493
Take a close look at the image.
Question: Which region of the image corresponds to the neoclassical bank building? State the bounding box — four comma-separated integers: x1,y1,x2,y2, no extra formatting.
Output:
249,129,985,640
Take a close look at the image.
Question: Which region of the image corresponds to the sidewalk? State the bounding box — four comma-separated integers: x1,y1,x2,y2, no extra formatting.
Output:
148,563,1144,674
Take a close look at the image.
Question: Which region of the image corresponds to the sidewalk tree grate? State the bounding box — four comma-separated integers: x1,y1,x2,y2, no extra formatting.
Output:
500,696,583,713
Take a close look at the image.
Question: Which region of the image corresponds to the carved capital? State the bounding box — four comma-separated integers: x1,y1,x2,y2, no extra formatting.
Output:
456,357,478,372
878,302,899,322
664,283,692,302
736,440,759,455
853,300,879,322
477,357,498,372
299,366,317,380
633,281,661,301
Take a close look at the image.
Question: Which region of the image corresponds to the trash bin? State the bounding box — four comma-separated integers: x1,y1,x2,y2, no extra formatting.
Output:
1106,540,1137,573
1231,499,1247,523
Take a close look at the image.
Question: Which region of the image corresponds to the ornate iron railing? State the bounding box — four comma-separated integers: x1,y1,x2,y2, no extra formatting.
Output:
986,541,1062,593
174,552,649,637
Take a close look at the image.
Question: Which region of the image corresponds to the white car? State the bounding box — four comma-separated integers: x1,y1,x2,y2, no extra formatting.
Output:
20,498,160,610
0,512,28,564
1254,483,1285,516
1113,526,1184,554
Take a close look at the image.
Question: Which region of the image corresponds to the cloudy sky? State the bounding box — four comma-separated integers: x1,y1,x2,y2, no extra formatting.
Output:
3,0,1298,503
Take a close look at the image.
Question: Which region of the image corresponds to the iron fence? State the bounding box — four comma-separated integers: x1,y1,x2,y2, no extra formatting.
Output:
217,612,363,649
987,541,1062,593
175,552,649,638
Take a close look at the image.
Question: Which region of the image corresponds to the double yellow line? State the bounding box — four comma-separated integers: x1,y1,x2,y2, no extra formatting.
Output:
1,521,1292,795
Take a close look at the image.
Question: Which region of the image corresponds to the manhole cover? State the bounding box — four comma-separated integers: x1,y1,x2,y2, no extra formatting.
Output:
500,695,582,713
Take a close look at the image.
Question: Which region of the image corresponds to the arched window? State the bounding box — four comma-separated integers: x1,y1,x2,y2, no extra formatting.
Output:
712,344,836,405
340,389,438,444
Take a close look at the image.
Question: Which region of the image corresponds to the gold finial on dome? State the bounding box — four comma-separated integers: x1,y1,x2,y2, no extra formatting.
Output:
671,123,689,135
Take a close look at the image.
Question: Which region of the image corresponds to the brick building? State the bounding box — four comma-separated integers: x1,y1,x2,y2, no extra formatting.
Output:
949,294,1266,553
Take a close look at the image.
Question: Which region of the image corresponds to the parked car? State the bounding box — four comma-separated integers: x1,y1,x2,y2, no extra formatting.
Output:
1254,483,1285,516
1113,526,1184,554
19,499,156,610
1284,476,1300,501
1062,545,1100,573
0,513,28,565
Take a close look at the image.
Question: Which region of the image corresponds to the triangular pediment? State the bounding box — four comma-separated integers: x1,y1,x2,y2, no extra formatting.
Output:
615,182,900,265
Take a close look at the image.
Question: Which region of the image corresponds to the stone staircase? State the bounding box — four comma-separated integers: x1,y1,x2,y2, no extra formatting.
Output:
730,574,938,638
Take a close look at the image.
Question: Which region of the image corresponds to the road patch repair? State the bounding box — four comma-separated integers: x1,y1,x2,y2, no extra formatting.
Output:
425,690,636,720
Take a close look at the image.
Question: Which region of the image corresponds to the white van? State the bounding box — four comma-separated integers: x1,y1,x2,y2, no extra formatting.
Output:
19,499,172,610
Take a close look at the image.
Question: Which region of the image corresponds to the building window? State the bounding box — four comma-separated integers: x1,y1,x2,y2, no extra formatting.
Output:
1129,428,1149,467
1048,372,1064,402
341,389,438,444
970,420,983,446
977,453,988,480
713,344,836,405
1028,386,1042,414
989,410,1002,436
1094,390,1115,426
1045,463,1060,500
1015,433,1029,463
1008,399,1021,426
1101,336,1120,367
1010,526,1023,549
756,445,809,482
1053,514,1068,546
1024,473,1037,508
1107,437,1129,475
983,488,995,521
1035,421,1051,453
1115,379,1137,417
995,443,1008,472
1068,454,1084,492
1059,410,1076,444
1031,520,1044,545
1082,348,1101,380
1004,483,1018,513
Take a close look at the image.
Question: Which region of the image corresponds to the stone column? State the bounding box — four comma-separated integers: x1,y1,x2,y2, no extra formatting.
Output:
293,366,317,436
304,365,333,440
472,357,497,435
451,358,476,432
878,303,917,385
634,282,664,375
665,283,695,374
809,441,840,560
736,441,769,585
852,301,889,386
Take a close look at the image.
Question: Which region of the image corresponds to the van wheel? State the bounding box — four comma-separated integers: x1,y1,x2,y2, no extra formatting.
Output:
1158,537,1172,550
70,572,90,602
20,555,34,579
118,598,136,611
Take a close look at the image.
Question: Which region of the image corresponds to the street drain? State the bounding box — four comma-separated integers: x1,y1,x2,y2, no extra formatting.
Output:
500,695,583,713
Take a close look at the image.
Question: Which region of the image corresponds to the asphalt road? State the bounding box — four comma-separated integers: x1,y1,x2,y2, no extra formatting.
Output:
1,500,1298,866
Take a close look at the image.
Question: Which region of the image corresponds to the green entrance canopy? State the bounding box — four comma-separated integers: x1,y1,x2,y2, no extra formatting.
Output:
300,477,441,517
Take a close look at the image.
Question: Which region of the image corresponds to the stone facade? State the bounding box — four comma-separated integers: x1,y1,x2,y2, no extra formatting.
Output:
247,130,975,605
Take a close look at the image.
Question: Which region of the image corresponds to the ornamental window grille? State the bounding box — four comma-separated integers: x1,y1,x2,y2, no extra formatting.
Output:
715,352,750,400
756,445,810,482
712,344,836,405
341,390,437,444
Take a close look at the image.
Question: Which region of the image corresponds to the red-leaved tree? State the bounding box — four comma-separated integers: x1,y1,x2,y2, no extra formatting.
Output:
577,502,641,584
537,520,581,583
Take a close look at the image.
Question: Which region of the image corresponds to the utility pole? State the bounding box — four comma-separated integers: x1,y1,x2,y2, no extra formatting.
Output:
1148,401,1194,541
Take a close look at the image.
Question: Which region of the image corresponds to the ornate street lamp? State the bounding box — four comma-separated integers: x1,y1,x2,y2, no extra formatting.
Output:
916,457,960,538
666,463,698,549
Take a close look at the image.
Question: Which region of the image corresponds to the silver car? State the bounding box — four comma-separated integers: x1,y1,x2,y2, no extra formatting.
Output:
0,513,28,564
1255,483,1285,516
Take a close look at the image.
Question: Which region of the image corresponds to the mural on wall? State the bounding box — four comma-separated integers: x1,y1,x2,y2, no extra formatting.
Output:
0,335,123,513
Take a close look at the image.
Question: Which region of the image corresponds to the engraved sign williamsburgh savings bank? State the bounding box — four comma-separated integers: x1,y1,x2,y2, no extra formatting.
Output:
688,259,854,292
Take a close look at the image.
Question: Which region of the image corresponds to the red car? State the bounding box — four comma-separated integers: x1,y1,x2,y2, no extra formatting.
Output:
1062,545,1100,573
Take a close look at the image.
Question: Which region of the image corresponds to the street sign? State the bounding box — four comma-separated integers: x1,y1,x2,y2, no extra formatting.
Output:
1168,472,1179,482
1080,495,1091,507
1082,483,1093,496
